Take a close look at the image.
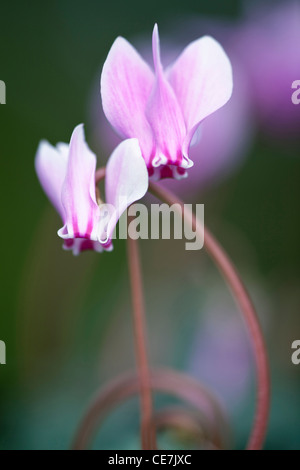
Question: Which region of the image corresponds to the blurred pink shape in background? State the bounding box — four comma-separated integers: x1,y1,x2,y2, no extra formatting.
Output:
231,0,300,139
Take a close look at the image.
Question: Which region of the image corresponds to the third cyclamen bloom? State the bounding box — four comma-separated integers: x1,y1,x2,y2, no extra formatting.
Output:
101,24,233,180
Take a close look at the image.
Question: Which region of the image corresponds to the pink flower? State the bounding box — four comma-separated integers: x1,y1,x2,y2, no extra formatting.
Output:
101,24,233,181
35,124,148,255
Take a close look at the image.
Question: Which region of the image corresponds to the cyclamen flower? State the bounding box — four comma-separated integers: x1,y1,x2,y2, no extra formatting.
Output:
101,24,233,180
35,124,148,255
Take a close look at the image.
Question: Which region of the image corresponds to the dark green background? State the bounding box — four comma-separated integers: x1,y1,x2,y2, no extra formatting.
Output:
0,0,299,450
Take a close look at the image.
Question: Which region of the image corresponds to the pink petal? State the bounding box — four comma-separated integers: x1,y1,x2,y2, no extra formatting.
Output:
167,36,233,156
105,138,149,241
146,25,187,168
101,36,154,162
59,124,100,240
35,140,68,219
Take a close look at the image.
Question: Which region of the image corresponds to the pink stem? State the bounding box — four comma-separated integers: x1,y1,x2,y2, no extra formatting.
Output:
127,232,157,450
149,181,270,451
95,167,106,183
96,167,156,449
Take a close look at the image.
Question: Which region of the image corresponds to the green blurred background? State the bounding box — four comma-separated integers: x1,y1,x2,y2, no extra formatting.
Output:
0,0,299,450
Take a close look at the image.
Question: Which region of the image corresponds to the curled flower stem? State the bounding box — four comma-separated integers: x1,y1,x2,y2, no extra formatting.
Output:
71,369,226,450
154,407,220,449
127,229,157,450
149,182,270,451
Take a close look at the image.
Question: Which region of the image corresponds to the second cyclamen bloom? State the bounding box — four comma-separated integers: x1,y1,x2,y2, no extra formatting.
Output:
101,24,233,180
35,125,148,255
